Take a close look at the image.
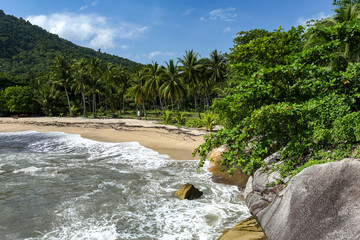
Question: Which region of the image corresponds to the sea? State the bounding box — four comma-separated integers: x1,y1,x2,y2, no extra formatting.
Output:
0,131,249,240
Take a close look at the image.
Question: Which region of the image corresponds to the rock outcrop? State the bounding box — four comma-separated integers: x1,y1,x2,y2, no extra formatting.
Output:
174,183,203,200
217,216,267,240
208,146,250,189
244,158,360,240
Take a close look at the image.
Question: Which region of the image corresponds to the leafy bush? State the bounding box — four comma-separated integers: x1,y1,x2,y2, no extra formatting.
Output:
185,118,204,128
201,111,217,132
195,21,360,178
0,85,38,113
162,110,173,124
174,111,187,125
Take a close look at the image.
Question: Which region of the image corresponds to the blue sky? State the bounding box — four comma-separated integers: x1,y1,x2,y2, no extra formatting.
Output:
1,0,335,65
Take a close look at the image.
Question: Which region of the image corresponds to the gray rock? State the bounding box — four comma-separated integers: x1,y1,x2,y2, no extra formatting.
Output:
244,167,284,215
263,152,281,165
245,158,360,240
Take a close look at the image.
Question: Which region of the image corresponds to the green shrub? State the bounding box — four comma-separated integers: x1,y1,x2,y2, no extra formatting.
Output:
162,110,173,124
174,111,187,125
185,118,204,128
201,111,217,132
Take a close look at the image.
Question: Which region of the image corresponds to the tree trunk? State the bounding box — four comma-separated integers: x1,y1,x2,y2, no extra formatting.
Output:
170,95,174,111
64,86,73,117
110,97,115,117
142,102,147,120
194,90,201,119
92,93,97,118
153,96,158,115
122,94,125,114
88,97,91,114
158,90,164,111
81,92,87,117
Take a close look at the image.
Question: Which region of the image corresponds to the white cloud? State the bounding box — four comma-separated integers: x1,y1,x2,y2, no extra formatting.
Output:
208,7,237,21
183,8,194,16
296,12,333,26
223,27,232,33
119,45,131,49
80,0,97,11
148,51,175,59
26,12,148,50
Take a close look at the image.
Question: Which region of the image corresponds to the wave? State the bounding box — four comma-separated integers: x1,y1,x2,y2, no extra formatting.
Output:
0,131,249,239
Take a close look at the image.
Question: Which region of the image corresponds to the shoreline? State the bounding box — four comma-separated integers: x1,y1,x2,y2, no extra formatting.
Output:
0,117,207,160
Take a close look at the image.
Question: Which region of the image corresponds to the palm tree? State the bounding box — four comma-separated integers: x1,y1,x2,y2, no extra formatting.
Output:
144,61,165,114
202,50,227,107
160,59,185,110
128,69,147,119
334,2,360,22
118,68,130,114
305,3,360,68
178,50,203,118
87,57,103,117
205,50,227,87
71,58,88,116
52,55,73,116
104,63,123,117
32,76,60,116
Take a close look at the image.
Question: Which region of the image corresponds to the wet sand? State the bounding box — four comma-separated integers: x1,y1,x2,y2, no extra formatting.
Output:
0,117,207,160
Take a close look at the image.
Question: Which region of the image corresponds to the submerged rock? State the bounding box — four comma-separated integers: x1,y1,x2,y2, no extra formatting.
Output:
217,216,267,240
245,158,360,240
174,183,203,200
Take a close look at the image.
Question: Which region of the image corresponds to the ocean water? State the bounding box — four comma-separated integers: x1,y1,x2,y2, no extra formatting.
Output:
0,131,249,240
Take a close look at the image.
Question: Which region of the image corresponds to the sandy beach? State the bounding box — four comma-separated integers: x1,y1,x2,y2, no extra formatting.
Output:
0,117,207,160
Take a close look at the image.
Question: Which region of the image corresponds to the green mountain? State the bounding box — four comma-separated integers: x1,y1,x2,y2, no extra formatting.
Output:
0,10,141,77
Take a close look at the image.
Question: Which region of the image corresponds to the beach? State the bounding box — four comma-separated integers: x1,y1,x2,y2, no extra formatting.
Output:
0,117,207,160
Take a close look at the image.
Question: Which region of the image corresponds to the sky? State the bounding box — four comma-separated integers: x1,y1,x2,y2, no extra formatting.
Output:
1,0,336,65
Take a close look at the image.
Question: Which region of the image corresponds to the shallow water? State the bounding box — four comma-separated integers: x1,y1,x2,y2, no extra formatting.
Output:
0,131,249,240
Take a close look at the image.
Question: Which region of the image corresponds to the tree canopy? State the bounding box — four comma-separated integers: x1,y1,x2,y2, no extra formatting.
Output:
195,4,360,177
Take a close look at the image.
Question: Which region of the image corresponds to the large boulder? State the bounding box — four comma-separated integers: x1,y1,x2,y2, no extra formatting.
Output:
208,146,250,189
174,183,203,200
244,158,360,240
244,163,284,216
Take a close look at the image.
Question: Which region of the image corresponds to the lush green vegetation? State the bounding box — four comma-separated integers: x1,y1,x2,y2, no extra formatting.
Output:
0,10,140,78
195,1,360,178
2,2,360,179
0,10,227,119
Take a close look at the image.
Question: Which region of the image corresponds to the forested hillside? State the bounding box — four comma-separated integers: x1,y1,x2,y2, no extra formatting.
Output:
0,10,140,77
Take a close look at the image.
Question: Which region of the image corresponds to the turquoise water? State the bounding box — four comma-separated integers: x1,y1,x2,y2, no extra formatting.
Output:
0,131,249,240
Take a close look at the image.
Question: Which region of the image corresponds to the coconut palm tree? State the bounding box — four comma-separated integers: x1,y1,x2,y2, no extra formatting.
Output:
71,58,88,116
103,62,123,117
118,68,130,114
144,61,165,114
201,50,227,108
32,76,60,116
87,57,103,117
334,2,360,22
178,50,203,118
204,50,227,87
52,55,73,116
160,59,185,110
305,3,360,68
128,69,147,119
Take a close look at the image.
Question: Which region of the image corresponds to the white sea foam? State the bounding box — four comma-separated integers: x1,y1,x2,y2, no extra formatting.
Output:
0,131,250,239
13,166,41,174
